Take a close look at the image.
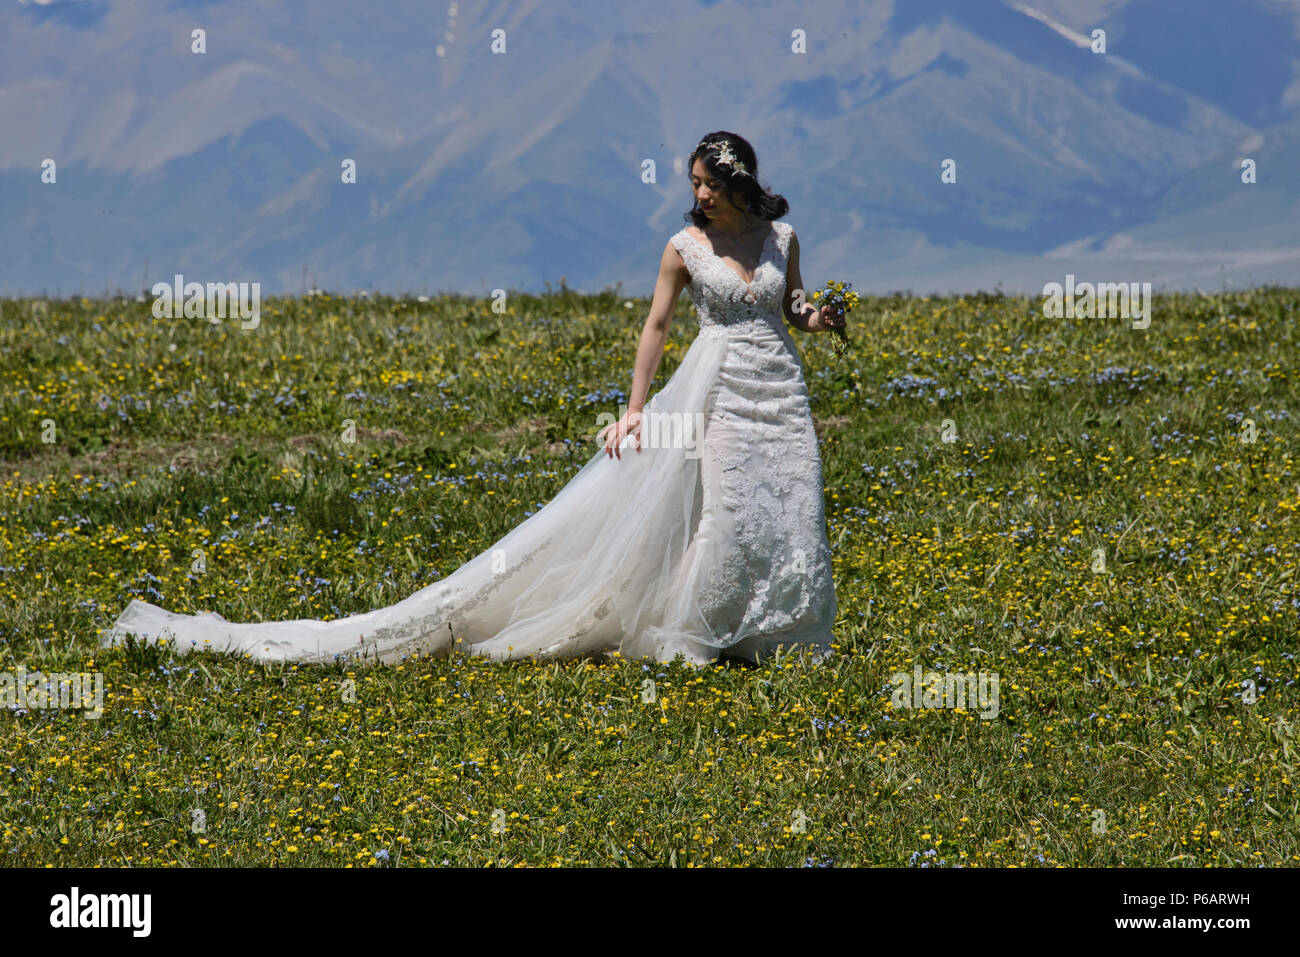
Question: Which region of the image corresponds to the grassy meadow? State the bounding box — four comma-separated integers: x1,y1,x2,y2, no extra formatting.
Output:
0,285,1297,867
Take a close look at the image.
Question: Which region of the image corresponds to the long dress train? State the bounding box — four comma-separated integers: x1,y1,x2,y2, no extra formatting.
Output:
101,219,838,667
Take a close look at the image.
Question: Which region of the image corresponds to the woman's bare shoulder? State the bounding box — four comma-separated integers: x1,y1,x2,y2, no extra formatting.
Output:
663,233,692,282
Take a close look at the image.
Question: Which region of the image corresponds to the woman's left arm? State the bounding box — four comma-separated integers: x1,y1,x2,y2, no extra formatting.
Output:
782,230,841,333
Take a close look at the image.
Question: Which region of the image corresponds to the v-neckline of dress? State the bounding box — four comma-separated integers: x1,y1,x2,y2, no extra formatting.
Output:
684,223,775,288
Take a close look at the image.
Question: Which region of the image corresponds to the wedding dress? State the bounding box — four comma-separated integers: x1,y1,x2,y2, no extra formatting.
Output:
102,219,838,667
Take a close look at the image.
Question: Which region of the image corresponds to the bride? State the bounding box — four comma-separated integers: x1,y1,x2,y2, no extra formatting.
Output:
102,131,847,668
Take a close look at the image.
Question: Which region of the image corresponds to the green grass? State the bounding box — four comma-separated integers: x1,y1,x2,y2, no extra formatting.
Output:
1,287,1297,866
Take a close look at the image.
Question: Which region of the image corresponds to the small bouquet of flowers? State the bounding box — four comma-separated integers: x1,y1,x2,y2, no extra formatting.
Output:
812,280,858,358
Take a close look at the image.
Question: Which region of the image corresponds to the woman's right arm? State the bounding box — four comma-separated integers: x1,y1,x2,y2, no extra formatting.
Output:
628,240,690,413
600,240,690,458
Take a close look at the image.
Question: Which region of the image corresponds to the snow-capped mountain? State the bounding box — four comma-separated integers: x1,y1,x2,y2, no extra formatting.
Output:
2,0,1297,296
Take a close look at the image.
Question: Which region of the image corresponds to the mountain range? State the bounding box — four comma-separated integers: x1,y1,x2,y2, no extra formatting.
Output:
2,0,1298,296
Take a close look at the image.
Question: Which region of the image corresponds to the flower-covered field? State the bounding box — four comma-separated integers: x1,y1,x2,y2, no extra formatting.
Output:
1,287,1296,867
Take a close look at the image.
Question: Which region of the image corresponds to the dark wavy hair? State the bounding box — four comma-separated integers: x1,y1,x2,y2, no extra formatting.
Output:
684,131,789,229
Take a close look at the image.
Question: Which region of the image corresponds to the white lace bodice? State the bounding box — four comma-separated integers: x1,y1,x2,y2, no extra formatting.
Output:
671,220,794,338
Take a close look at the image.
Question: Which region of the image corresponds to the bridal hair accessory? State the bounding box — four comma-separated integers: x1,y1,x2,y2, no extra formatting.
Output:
697,138,752,179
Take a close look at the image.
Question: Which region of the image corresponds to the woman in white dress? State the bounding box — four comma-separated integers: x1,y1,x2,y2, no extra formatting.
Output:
102,131,847,668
